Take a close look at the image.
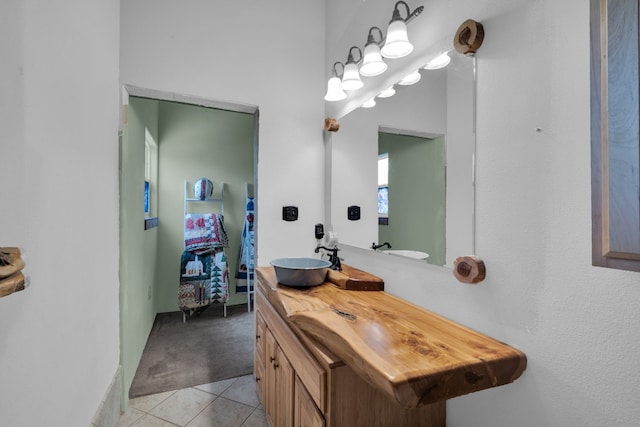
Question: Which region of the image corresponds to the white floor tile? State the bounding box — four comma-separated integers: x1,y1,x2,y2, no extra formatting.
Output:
149,388,216,426
129,390,177,413
221,375,261,408
119,375,263,427
194,376,238,395
186,397,254,427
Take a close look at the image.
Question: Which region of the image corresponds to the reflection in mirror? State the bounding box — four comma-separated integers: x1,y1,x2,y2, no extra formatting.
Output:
330,53,475,268
378,131,446,265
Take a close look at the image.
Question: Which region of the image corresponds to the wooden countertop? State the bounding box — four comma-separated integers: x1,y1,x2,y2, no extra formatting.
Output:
257,266,526,408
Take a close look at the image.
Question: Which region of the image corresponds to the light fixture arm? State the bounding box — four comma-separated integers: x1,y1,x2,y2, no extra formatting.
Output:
332,61,345,78
346,46,363,65
391,1,424,24
366,26,385,46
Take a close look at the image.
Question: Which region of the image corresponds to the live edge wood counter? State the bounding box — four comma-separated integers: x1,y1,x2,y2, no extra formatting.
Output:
256,266,526,422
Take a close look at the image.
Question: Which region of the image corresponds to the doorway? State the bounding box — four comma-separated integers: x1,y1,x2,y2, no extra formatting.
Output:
119,86,258,405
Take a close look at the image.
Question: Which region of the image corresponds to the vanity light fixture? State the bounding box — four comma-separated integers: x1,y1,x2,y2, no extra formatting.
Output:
360,27,388,77
398,69,421,85
324,62,347,101
377,86,396,98
424,51,451,70
381,1,424,59
341,46,364,91
361,98,377,108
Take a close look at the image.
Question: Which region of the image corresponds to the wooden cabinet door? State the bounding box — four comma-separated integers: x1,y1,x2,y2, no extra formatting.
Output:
254,311,266,403
295,376,325,427
265,329,278,427
276,345,294,427
265,328,295,427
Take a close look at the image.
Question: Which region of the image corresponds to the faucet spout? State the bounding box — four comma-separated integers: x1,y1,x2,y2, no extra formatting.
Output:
371,242,392,250
315,245,342,271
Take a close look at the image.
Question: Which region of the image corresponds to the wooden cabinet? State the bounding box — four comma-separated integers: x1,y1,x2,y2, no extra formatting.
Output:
253,311,266,403
294,376,324,427
264,328,294,427
254,272,446,427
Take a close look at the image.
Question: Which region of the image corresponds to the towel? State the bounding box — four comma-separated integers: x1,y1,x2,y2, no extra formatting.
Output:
235,196,255,293
184,213,229,253
210,250,229,303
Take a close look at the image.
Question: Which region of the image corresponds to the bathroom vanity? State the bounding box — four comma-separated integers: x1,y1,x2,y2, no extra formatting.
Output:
254,266,526,426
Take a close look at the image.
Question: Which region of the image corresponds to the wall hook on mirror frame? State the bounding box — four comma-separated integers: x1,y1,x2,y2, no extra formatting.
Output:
454,19,485,55
325,118,340,132
0,247,28,297
453,255,486,284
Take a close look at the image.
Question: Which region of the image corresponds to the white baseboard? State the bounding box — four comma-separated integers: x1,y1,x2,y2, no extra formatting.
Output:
91,366,122,427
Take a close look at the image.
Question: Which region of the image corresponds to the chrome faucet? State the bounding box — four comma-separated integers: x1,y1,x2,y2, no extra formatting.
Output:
371,242,392,250
315,245,342,271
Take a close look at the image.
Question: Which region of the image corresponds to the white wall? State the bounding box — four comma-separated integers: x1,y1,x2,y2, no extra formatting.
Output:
328,1,640,426
120,0,328,266
0,1,121,426
3,1,639,426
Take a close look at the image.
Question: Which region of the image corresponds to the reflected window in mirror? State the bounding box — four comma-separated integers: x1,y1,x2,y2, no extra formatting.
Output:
378,131,446,266
378,153,389,225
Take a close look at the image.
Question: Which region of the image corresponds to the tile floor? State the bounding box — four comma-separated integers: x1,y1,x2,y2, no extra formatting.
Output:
117,374,268,427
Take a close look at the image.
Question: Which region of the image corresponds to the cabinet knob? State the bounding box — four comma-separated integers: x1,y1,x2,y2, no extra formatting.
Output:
255,376,261,382
256,334,261,339
273,363,279,369
270,356,276,363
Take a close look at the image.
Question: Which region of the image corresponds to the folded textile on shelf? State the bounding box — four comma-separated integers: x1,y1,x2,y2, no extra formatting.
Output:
184,213,229,253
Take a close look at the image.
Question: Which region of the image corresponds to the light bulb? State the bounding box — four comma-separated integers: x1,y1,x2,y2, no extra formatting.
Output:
381,20,413,59
362,98,376,108
341,62,364,91
424,52,451,70
398,70,421,85
377,86,396,98
324,76,347,101
360,43,387,77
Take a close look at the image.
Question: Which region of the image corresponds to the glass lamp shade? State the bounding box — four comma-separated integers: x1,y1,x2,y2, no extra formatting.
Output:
398,70,421,85
381,20,413,59
424,52,451,70
362,98,376,108
324,76,347,101
360,43,388,77
341,62,364,91
378,86,396,98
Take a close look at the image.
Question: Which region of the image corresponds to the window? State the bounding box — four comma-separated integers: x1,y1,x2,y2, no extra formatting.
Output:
144,128,159,229
378,153,389,225
591,0,640,271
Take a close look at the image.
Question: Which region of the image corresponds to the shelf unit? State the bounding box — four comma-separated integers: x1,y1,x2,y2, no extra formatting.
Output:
182,180,227,321
244,183,255,311
184,180,225,218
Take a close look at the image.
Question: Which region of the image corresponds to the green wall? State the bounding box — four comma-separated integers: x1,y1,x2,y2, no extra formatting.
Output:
378,133,446,265
156,101,255,312
120,97,160,401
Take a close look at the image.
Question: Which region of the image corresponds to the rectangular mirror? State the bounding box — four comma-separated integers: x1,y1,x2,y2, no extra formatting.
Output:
328,53,476,268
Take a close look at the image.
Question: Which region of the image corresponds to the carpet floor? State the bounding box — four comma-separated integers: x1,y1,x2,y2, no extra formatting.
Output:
129,303,255,398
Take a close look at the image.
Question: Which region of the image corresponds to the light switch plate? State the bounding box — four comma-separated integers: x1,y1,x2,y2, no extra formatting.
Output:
347,205,361,221
282,206,299,221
